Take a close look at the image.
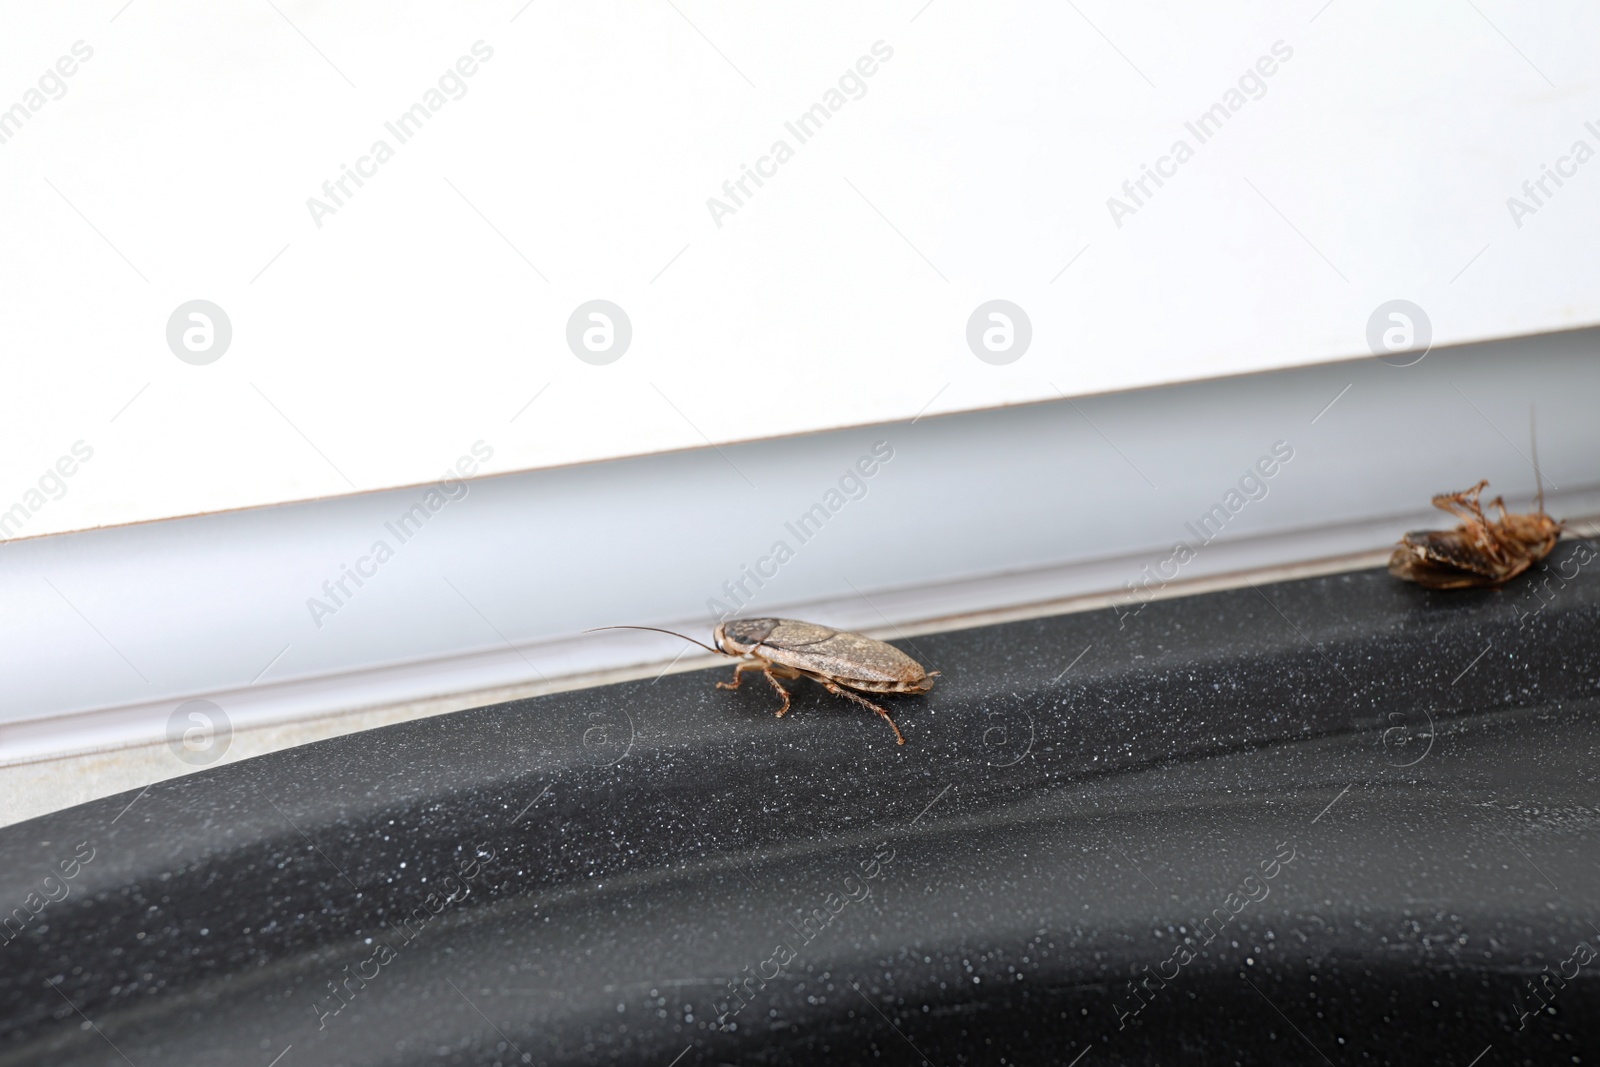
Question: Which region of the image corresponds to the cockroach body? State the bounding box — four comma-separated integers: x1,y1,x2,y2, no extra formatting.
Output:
590,618,938,745
1388,479,1563,590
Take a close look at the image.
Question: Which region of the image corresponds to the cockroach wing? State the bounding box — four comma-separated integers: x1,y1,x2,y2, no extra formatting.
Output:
755,620,930,687
1388,551,1493,590
1396,529,1505,579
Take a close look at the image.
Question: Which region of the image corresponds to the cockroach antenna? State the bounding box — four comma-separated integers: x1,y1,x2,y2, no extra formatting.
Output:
1530,405,1546,515
584,625,724,655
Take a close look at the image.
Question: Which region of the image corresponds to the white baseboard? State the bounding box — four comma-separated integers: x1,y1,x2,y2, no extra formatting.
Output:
3,329,1597,770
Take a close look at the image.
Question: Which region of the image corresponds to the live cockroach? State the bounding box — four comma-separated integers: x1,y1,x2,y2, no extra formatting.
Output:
1388,479,1563,589
588,618,938,744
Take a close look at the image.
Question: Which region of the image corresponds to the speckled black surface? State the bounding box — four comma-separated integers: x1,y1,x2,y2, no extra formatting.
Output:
4,546,1600,1066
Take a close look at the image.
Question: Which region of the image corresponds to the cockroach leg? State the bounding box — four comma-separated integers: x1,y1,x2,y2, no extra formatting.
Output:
820,680,906,746
715,660,765,691
763,668,795,717
722,659,802,717
1434,481,1489,525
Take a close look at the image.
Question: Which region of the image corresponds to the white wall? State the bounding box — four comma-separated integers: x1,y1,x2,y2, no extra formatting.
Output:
3,0,1598,538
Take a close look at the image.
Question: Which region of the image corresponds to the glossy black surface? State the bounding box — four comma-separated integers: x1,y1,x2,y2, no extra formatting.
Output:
3,547,1599,1066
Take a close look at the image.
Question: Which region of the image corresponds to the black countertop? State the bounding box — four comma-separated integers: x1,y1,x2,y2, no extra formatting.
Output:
3,545,1598,1065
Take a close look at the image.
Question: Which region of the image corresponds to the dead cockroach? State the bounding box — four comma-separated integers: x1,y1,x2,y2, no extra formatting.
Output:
588,618,938,744
1388,479,1563,589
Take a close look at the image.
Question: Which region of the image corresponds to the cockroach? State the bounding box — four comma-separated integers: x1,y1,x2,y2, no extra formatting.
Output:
588,618,938,744
1388,479,1563,589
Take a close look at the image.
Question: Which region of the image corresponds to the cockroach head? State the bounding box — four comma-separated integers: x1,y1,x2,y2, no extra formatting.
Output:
715,617,778,654
1502,509,1564,544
